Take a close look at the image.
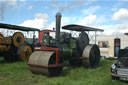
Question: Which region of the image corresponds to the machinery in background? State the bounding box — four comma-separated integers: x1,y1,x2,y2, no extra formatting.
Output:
0,23,40,62
28,13,104,76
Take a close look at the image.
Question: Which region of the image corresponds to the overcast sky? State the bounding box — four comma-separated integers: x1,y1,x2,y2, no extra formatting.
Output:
0,0,128,35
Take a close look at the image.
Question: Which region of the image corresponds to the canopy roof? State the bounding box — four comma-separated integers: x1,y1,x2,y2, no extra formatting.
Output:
0,23,40,31
62,24,104,32
124,33,128,35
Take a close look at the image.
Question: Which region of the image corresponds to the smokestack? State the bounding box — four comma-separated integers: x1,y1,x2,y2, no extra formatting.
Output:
55,12,61,47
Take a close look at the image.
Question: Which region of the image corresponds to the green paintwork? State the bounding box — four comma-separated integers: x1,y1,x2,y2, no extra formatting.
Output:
62,45,72,60
69,39,76,49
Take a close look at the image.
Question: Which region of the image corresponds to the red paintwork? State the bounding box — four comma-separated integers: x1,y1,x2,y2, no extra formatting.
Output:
80,56,86,59
35,47,60,64
38,30,53,45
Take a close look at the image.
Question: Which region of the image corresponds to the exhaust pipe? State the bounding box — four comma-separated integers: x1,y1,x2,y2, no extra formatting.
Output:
55,12,61,47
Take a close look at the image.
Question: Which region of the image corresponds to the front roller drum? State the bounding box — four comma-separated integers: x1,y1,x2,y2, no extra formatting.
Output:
28,51,63,76
82,44,101,68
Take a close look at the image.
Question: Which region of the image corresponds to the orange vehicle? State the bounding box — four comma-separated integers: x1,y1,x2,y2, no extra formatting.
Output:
0,23,40,62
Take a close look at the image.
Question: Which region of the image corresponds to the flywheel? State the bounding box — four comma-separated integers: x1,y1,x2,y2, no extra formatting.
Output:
78,32,89,51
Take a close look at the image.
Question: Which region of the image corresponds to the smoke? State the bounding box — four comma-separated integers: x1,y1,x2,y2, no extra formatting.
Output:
0,0,23,22
50,0,93,12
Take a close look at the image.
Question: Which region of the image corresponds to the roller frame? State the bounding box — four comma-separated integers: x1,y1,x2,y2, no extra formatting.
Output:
34,47,61,65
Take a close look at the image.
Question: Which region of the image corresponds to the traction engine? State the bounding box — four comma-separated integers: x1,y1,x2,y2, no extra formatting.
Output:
28,13,102,76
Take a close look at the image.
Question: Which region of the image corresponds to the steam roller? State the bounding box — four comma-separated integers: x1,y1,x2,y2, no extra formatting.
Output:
0,32,33,62
28,12,103,76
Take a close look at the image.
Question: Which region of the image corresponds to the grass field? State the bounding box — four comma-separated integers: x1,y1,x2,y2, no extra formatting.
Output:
0,57,127,85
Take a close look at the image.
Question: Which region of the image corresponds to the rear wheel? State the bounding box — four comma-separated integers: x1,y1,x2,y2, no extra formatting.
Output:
82,44,101,68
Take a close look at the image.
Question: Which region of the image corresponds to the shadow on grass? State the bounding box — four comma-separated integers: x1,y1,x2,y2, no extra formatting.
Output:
59,60,106,77
0,57,20,64
99,60,115,67
119,80,128,83
0,57,6,64
60,65,82,77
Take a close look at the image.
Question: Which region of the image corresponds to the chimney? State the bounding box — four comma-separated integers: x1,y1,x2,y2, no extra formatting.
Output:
55,12,61,47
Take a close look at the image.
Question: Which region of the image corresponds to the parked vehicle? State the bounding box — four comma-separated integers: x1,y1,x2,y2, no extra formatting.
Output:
111,49,128,81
